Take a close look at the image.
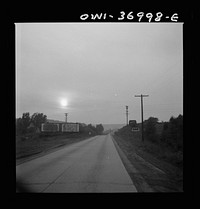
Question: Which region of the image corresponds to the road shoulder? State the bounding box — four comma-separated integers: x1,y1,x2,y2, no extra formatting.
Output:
112,134,183,192
111,135,154,192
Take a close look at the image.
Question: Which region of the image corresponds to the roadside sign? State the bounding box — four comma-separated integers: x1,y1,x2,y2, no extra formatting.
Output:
62,123,79,132
41,123,59,132
129,120,137,127
131,127,139,132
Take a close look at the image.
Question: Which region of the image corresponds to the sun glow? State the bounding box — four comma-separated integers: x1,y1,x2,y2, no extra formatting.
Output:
60,98,68,107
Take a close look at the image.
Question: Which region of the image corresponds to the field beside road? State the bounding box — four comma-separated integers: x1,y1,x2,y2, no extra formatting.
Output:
112,132,183,192
16,133,90,165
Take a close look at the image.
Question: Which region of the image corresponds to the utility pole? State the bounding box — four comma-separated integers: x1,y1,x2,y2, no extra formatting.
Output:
65,113,68,123
135,94,149,142
126,106,129,126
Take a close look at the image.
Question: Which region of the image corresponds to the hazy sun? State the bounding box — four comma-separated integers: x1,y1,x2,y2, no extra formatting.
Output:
60,98,68,107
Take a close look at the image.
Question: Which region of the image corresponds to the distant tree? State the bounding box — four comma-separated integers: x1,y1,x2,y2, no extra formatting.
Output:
79,123,87,134
20,112,31,134
160,114,183,151
176,115,183,147
96,124,104,135
144,117,159,143
16,118,23,135
87,124,97,135
160,122,169,143
16,112,47,135
169,115,183,150
31,112,47,131
79,124,97,136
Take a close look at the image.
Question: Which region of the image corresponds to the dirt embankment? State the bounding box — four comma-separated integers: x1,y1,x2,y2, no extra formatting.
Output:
112,134,183,192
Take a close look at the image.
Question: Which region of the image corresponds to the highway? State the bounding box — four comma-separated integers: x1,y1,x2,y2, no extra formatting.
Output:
16,134,137,193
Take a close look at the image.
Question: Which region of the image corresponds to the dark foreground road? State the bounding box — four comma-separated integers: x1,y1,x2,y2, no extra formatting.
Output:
16,134,137,193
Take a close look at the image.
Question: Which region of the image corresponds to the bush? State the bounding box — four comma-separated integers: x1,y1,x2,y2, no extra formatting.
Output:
144,117,159,143
160,115,183,152
79,123,104,136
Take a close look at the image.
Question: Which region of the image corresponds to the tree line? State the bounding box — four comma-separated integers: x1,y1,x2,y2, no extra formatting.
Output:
79,123,104,136
143,114,183,152
16,112,47,135
16,112,104,136
116,114,183,152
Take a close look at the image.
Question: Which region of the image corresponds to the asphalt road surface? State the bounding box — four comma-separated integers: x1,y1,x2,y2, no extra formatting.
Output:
16,134,137,193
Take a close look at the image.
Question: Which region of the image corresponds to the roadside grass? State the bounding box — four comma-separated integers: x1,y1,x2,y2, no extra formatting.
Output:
135,137,183,170
16,133,90,161
113,132,183,192
114,126,183,171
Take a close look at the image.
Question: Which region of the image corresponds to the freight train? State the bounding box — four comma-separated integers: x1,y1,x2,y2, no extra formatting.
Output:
41,122,79,133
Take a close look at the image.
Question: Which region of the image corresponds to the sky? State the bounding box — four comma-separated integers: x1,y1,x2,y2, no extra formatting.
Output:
16,23,183,124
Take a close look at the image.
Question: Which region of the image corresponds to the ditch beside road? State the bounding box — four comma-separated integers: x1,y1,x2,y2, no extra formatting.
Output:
112,134,183,192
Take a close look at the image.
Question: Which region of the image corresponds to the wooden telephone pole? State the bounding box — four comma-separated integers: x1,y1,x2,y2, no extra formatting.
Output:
65,113,68,123
126,106,129,126
135,94,149,142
